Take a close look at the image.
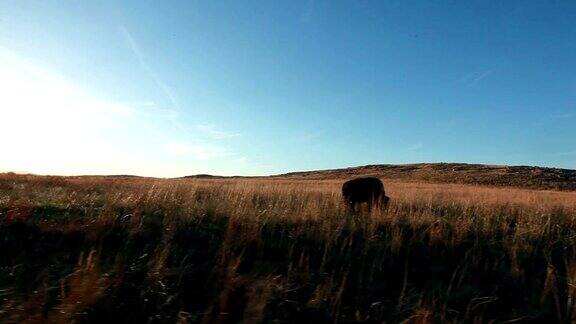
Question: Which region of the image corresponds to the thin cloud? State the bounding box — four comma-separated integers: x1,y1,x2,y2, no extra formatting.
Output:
197,124,240,140
458,69,496,86
120,25,180,110
166,141,233,160
113,101,179,120
138,102,180,119
407,142,424,151
471,69,495,84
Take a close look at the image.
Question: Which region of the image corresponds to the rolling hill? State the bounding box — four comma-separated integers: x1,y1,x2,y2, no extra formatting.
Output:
273,163,576,191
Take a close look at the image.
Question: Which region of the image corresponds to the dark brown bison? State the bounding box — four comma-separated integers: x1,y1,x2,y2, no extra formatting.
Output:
342,177,389,212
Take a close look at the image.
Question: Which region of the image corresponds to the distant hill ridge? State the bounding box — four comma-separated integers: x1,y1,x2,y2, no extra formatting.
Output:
4,163,573,191
273,163,576,191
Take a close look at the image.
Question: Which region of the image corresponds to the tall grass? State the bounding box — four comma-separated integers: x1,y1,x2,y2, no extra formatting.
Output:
1,173,576,323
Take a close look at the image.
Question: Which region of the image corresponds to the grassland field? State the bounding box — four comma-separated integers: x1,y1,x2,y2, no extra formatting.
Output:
1,173,576,323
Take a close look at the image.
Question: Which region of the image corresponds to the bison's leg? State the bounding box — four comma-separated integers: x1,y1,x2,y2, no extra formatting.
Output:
343,198,355,213
380,195,390,209
368,193,381,212
367,196,375,212
350,201,358,213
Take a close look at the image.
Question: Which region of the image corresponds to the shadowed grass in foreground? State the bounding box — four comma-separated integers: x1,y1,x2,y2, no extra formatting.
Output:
1,174,576,323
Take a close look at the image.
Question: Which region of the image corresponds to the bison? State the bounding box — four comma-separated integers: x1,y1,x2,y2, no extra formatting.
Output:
342,177,389,212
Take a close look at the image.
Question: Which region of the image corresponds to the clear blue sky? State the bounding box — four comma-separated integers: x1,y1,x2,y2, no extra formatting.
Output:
0,1,575,176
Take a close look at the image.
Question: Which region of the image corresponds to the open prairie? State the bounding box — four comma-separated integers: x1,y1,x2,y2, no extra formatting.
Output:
1,173,576,323
4,1,576,323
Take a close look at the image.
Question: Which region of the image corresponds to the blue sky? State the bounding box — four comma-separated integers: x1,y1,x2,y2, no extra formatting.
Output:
0,1,575,176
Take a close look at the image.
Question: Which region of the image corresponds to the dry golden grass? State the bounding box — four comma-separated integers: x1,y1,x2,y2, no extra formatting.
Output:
386,180,576,209
5,174,575,216
1,173,576,322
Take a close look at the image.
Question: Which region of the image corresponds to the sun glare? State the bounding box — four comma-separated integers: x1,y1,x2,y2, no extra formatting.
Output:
0,49,139,175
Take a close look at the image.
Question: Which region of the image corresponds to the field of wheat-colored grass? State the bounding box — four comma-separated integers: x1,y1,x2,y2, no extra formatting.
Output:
1,173,576,323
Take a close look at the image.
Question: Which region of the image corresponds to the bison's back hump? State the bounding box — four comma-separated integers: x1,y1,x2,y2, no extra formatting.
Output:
342,177,384,194
343,177,382,186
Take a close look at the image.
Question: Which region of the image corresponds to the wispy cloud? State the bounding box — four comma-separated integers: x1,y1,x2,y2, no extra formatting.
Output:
471,69,494,84
166,141,233,160
407,142,423,151
196,124,240,140
458,69,496,86
135,101,180,119
120,25,180,110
